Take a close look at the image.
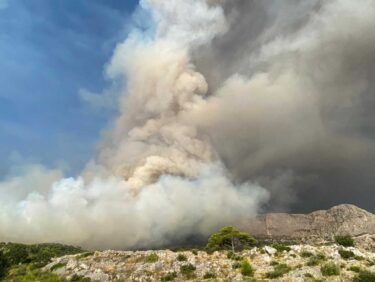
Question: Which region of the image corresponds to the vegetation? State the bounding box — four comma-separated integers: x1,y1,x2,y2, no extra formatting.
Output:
206,226,257,252
334,235,354,247
271,243,291,253
265,263,291,278
300,251,314,257
338,249,355,259
320,262,340,276
70,274,91,281
176,254,187,262
353,270,375,282
349,266,361,273
0,242,83,280
232,262,241,269
226,251,242,261
6,264,62,282
180,263,196,279
0,250,9,278
240,259,254,277
145,253,159,263
203,271,216,279
306,253,326,266
160,272,177,281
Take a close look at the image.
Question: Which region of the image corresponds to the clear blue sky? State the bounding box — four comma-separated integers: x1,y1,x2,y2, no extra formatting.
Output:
0,0,139,175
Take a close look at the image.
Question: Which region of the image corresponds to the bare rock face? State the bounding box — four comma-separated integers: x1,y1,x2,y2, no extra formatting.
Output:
241,204,375,244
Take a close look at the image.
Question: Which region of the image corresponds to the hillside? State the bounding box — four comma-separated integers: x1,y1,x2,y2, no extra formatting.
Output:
2,204,375,281
43,244,375,281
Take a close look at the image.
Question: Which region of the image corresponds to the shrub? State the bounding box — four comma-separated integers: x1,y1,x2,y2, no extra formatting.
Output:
338,249,355,259
227,251,242,261
160,272,177,281
0,242,82,268
50,262,67,271
0,251,8,278
353,270,375,282
304,273,314,278
206,226,257,252
270,261,279,266
265,263,291,278
191,249,198,256
145,253,159,263
203,271,216,279
70,274,91,281
180,263,196,279
349,266,361,273
232,262,241,269
240,259,254,277
334,235,354,247
306,253,326,266
301,251,314,257
271,243,291,253
320,262,340,276
177,254,187,262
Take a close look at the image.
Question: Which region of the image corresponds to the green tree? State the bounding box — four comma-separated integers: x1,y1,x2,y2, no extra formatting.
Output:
206,226,257,252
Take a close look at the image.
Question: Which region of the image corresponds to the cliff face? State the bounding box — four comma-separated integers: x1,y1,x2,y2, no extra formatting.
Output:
242,204,375,242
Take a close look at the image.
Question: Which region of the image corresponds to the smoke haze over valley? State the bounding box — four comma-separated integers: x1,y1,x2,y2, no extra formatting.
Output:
1,0,375,249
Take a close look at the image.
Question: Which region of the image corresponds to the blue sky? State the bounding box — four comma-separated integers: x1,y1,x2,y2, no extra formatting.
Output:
0,0,139,176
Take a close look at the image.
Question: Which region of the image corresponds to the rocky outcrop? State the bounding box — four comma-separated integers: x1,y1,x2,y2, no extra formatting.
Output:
241,204,375,245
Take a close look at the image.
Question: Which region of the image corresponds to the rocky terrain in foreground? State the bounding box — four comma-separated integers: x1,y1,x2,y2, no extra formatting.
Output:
44,243,375,281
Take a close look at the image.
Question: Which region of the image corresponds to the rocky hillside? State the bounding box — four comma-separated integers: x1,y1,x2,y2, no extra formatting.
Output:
44,244,375,281
241,204,375,248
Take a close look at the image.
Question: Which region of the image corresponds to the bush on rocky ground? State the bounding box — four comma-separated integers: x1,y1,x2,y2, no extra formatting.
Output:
321,262,340,276
266,263,291,278
335,235,354,247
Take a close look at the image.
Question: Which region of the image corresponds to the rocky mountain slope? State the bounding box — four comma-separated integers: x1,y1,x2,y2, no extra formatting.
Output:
241,204,375,248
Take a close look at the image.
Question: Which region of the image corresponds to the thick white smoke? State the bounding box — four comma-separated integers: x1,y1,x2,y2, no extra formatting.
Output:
0,0,269,249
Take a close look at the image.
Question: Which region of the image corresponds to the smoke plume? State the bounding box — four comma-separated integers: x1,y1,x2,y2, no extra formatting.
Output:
1,0,375,249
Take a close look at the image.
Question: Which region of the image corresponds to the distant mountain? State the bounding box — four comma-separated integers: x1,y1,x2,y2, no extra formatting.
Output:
241,204,375,247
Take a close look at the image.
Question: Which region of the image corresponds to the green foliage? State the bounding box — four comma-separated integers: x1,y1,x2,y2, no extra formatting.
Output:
304,272,314,278
145,253,159,263
177,254,187,261
70,274,91,281
265,263,291,278
270,260,279,266
160,272,177,281
203,271,216,279
191,249,198,256
232,262,241,269
0,250,9,278
240,259,254,277
50,262,67,272
271,243,291,253
180,263,196,279
349,266,361,273
227,251,242,261
306,253,326,266
334,235,354,247
0,242,82,267
76,252,94,259
6,264,62,282
320,262,340,276
301,251,313,257
353,270,375,282
206,226,257,252
338,249,355,259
